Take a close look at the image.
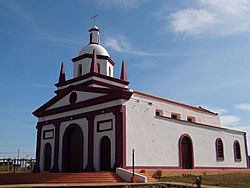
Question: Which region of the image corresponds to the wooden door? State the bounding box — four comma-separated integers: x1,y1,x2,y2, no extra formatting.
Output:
62,125,83,172
100,136,111,171
181,136,193,169
44,143,51,171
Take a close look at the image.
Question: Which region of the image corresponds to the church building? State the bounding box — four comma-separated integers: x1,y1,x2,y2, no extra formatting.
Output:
33,25,249,173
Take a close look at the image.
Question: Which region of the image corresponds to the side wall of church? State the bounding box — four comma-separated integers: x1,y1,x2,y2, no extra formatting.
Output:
125,94,248,169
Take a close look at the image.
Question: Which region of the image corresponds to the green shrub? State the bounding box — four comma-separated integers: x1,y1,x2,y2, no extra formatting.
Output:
154,169,162,179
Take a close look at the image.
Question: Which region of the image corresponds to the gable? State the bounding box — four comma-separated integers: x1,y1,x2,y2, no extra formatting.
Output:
47,91,106,110
33,86,133,118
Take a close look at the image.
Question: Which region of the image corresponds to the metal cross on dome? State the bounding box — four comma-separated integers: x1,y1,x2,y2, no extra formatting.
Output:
91,15,98,25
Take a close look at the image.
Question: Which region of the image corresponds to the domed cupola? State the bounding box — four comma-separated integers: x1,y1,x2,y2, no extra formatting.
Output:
72,25,114,78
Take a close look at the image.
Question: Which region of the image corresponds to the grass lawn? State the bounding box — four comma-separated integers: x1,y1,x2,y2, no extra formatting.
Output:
159,173,250,188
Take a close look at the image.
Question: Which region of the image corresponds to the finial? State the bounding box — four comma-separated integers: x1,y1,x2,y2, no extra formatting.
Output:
120,60,128,81
58,62,66,83
91,15,98,26
90,49,98,73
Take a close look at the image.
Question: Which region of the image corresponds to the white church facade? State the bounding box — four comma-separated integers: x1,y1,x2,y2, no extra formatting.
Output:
33,25,249,173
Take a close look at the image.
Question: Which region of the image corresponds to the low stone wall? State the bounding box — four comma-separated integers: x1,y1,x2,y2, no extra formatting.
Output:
116,168,148,183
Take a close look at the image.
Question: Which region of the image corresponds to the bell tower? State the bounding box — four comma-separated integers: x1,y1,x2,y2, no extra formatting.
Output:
89,26,100,44
72,25,115,78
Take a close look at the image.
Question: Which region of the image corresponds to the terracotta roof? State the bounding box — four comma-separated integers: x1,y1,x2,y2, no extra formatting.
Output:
133,91,218,115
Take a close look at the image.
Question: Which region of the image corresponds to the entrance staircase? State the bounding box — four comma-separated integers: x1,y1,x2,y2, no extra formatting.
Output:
0,172,124,185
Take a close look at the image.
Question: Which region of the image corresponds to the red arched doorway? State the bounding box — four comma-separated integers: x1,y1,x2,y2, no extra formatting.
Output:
179,134,194,169
44,143,52,171
62,124,83,172
100,136,111,171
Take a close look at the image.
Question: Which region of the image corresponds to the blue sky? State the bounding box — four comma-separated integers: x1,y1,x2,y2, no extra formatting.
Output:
1,0,250,158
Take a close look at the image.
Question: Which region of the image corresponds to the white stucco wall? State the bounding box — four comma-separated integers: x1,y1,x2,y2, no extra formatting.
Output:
58,118,88,171
125,95,248,168
40,124,55,172
132,93,220,126
93,113,116,171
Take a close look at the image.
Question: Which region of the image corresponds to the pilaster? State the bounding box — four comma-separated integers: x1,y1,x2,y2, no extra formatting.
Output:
52,121,60,172
33,124,42,173
85,114,95,171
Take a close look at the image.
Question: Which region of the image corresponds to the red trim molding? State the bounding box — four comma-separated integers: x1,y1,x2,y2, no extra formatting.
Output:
97,119,113,132
124,166,248,170
113,105,126,169
33,124,42,173
52,122,60,172
125,166,181,169
134,91,218,115
34,90,132,117
243,133,249,168
86,115,95,171
55,72,128,87
122,105,126,168
72,53,115,66
55,79,128,94
33,86,132,117
194,166,248,169
34,86,115,115
42,129,54,140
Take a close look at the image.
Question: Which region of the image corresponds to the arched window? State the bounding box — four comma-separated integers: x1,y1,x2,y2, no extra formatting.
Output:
215,138,224,161
97,63,101,74
44,143,52,171
234,140,241,161
109,67,112,76
78,64,82,77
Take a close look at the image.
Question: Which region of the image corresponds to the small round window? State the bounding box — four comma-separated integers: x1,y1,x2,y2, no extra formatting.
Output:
69,92,77,104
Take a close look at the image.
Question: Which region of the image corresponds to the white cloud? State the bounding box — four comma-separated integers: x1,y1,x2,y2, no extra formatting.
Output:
158,0,250,36
0,1,82,49
130,60,160,71
220,115,241,127
104,35,168,56
170,9,215,35
201,105,228,114
235,103,250,111
104,35,130,53
96,0,142,9
0,0,33,23
35,31,82,49
200,105,241,127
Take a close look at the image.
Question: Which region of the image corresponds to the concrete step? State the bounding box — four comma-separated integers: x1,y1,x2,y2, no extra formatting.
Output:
0,172,124,185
